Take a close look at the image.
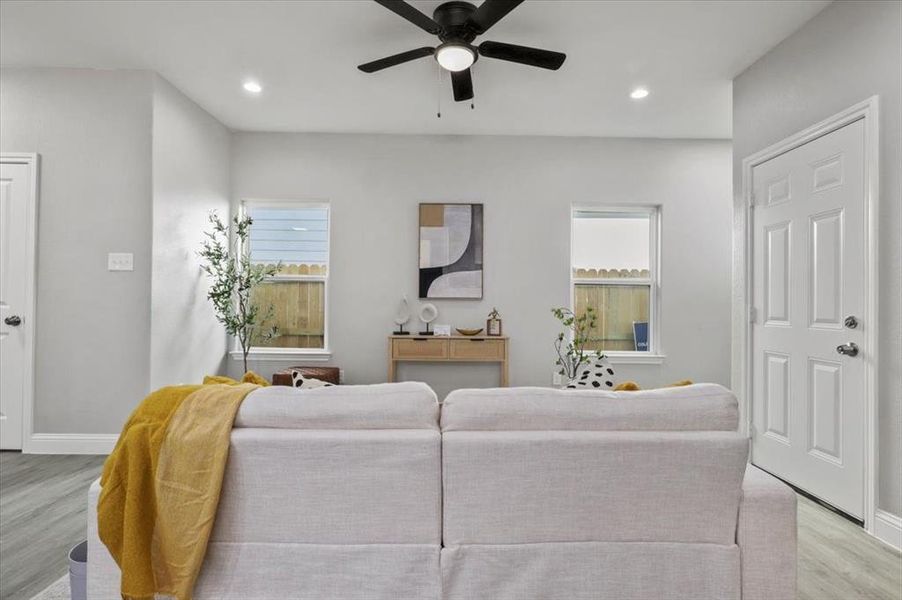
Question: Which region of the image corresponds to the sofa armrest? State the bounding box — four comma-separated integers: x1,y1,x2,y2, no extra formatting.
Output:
737,465,797,600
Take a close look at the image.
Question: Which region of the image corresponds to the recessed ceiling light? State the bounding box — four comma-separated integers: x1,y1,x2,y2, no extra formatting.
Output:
243,80,263,94
630,87,649,100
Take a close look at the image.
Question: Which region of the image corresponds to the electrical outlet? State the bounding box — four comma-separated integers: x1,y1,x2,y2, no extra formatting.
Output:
108,252,134,271
552,372,563,387
339,369,345,384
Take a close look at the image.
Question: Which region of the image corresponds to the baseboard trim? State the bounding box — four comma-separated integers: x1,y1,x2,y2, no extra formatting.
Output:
873,510,902,551
26,433,118,455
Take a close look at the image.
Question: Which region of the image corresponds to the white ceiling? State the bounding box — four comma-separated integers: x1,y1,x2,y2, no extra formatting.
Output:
0,0,829,138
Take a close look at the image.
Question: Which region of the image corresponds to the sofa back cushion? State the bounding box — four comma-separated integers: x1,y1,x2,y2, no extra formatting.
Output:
234,381,439,430
442,430,748,546
441,383,738,432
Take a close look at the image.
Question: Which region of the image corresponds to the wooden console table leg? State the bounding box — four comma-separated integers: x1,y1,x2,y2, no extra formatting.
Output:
387,339,395,382
501,358,509,387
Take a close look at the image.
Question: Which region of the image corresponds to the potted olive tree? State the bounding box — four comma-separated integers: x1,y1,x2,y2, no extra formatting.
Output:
551,306,598,384
199,211,278,373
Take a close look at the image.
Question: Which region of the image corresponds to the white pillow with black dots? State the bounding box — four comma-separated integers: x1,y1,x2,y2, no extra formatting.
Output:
566,356,616,390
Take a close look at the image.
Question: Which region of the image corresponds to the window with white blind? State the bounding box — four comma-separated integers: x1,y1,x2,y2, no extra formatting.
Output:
241,200,330,355
571,206,663,362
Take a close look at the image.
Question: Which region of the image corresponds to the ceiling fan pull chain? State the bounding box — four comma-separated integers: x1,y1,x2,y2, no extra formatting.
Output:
436,63,442,118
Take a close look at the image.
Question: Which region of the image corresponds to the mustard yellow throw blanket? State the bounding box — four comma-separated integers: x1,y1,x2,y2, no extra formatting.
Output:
98,374,264,600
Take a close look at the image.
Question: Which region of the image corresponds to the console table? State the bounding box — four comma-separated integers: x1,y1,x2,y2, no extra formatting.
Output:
388,335,509,387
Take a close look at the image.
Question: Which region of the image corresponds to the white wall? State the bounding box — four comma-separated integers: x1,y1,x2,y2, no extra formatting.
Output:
732,0,902,517
0,67,154,434
229,134,733,398
149,76,231,389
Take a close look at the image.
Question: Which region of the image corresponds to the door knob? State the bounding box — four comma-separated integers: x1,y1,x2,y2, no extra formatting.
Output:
836,342,859,357
4,315,22,327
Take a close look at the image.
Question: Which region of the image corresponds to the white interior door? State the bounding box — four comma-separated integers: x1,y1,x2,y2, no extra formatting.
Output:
0,160,36,450
751,119,866,518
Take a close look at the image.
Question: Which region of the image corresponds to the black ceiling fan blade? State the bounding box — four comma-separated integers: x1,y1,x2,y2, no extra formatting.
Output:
451,69,474,102
373,0,443,35
467,0,525,34
358,47,435,73
478,40,565,70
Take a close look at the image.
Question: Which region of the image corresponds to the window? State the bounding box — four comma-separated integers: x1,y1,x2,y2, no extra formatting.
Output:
571,207,660,359
242,200,329,354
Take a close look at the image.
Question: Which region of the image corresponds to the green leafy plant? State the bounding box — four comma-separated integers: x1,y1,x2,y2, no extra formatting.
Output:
551,306,598,382
199,211,279,373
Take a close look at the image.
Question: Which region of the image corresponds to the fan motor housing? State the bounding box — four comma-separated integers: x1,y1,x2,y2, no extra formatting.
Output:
434,1,479,42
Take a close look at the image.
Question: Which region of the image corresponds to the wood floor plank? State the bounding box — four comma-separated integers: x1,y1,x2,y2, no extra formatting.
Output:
798,495,902,600
0,452,105,600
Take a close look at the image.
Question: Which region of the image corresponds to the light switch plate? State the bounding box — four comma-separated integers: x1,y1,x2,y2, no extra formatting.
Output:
108,253,134,271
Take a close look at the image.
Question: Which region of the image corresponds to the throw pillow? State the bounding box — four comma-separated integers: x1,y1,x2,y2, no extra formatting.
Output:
565,355,616,390
291,370,335,389
614,379,694,391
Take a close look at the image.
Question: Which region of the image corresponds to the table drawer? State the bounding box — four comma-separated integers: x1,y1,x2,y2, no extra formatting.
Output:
449,339,505,360
392,338,449,359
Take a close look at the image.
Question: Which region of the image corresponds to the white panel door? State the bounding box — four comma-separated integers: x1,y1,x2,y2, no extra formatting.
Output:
0,162,33,450
751,119,866,518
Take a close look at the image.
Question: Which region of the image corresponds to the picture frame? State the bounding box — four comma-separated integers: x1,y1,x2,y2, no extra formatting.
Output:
418,203,483,299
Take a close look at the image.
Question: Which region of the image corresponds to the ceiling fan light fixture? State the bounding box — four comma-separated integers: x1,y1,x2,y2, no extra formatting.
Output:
436,43,475,72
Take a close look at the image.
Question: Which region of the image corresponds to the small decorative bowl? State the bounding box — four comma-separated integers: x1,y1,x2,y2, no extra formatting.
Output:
456,328,484,336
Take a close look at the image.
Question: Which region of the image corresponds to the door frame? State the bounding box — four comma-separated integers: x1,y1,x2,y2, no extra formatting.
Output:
0,153,40,452
738,97,880,532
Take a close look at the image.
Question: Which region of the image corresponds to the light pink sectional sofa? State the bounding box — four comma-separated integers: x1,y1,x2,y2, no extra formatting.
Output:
87,382,796,600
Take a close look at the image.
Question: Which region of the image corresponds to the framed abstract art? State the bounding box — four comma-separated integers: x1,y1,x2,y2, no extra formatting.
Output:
418,203,483,299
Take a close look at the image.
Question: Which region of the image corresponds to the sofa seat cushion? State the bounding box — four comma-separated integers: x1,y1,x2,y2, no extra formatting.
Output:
441,383,738,432
441,542,739,600
235,381,439,430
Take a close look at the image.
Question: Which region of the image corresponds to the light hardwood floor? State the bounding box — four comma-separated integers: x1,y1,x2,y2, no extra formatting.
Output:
1,452,900,600
798,494,902,600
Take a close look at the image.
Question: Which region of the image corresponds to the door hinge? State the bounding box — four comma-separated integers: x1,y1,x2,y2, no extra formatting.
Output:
749,306,758,323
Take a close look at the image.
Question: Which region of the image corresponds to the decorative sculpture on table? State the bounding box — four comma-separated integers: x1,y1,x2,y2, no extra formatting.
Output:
419,303,438,335
393,295,411,335
486,307,503,336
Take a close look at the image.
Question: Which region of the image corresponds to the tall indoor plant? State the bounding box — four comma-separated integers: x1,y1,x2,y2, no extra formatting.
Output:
199,211,278,373
551,306,598,383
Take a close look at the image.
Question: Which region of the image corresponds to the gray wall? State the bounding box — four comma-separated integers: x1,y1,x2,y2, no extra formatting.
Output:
732,0,902,515
0,67,232,435
0,68,154,433
229,134,733,399
149,76,231,389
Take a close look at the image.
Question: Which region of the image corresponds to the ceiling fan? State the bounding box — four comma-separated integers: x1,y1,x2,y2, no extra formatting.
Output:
358,0,566,102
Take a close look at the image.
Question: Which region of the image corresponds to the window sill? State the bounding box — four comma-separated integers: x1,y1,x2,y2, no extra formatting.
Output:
600,353,666,365
229,349,332,362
